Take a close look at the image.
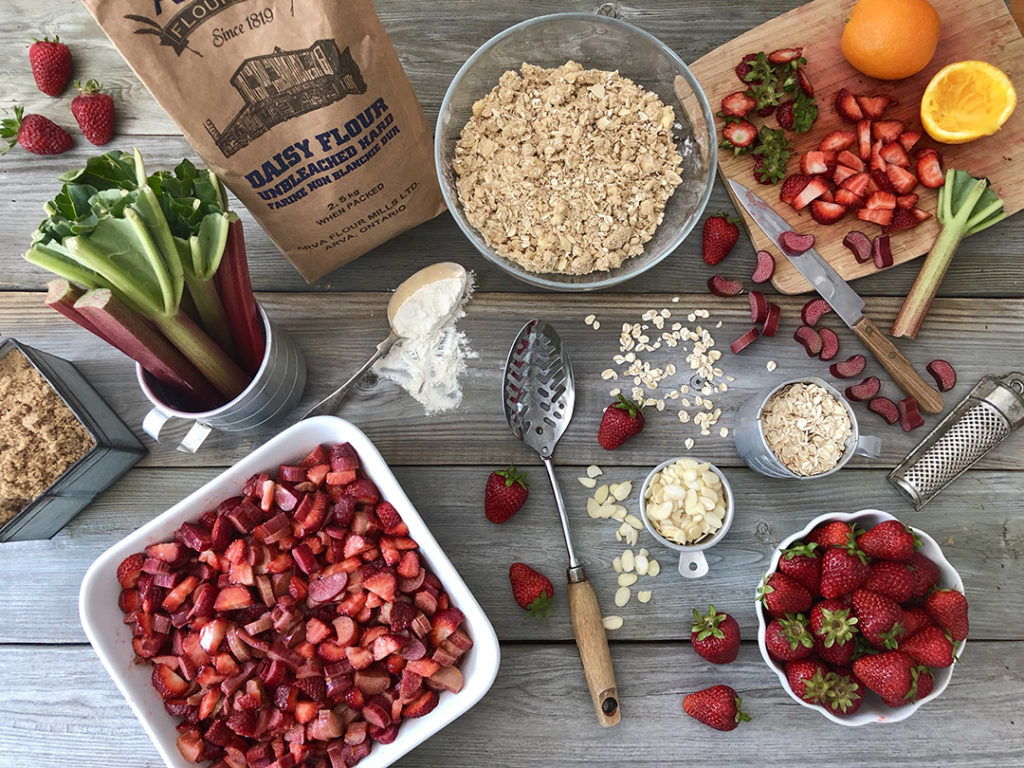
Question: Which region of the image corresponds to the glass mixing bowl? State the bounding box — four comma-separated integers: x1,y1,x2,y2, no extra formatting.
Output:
435,13,717,291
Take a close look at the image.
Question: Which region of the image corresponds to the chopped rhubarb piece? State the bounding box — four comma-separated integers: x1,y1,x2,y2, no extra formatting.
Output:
308,570,349,603
779,230,815,255
846,376,882,401
278,465,306,483
872,120,905,143
856,94,892,120
720,91,757,118
791,177,828,211
801,297,832,326
751,251,775,284
857,208,894,227
917,151,945,188
707,274,743,297
815,327,838,361
809,200,846,225
761,303,781,337
749,291,768,324
872,235,894,269
837,150,865,172
428,664,465,693
835,88,864,122
880,142,911,168
926,359,957,392
779,174,811,205
829,354,867,379
886,165,918,194
897,397,926,431
819,130,856,152
793,325,822,356
729,328,760,354
857,120,872,160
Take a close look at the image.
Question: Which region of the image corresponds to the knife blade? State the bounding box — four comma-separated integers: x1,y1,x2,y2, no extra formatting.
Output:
728,178,943,415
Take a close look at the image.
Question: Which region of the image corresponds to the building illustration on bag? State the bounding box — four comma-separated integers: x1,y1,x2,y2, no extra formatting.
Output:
204,39,366,157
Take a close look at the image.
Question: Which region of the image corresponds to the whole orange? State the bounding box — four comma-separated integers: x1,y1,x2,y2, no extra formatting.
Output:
841,0,941,80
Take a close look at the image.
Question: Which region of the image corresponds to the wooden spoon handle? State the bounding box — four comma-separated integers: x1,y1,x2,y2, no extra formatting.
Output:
567,575,621,726
851,316,943,414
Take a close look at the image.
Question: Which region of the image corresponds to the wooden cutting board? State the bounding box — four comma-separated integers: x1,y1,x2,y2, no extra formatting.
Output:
691,0,1024,294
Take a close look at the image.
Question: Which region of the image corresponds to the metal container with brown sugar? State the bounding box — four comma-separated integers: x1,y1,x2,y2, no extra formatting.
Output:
0,338,145,542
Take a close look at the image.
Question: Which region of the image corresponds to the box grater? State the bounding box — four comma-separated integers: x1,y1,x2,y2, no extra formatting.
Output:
888,372,1024,508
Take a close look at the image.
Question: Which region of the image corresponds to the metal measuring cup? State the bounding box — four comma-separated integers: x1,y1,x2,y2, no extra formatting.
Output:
639,457,736,579
734,376,881,479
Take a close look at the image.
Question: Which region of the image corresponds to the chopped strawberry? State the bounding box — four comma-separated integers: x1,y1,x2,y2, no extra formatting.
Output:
835,88,864,123
374,501,403,533
833,164,857,186
870,140,887,173
886,165,919,195
857,120,872,161
857,208,894,227
855,93,892,120
800,151,829,176
363,569,397,602
791,177,828,211
152,663,189,699
840,171,871,198
836,150,865,172
819,188,835,204
898,130,922,152
779,174,811,205
896,193,919,210
403,689,439,718
809,200,847,225
722,120,757,151
911,207,932,223
835,187,863,208
720,91,757,118
917,152,946,188
879,142,911,168
117,553,145,589
776,100,795,131
796,67,814,97
735,53,759,83
818,130,856,152
767,47,803,64
871,168,896,194
429,607,465,647
882,209,920,235
872,120,905,143
865,191,896,210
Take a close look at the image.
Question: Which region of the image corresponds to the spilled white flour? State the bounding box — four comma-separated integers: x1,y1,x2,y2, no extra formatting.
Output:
373,272,475,414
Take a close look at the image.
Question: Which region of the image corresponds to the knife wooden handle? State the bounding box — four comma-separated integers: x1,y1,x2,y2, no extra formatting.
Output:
567,576,621,726
851,316,943,414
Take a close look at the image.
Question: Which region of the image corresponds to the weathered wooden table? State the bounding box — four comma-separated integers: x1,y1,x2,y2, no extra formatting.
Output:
1,1,1023,765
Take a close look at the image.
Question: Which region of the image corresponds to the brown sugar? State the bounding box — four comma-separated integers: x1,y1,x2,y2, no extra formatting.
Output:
0,349,94,525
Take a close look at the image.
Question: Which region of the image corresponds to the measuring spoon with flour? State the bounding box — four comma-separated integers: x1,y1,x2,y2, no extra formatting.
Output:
301,262,468,418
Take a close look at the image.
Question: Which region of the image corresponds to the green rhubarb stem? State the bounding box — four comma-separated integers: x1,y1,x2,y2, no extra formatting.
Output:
185,270,234,354
153,310,250,401
891,177,989,340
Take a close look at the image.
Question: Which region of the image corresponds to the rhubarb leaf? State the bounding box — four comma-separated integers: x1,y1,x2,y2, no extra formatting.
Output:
60,148,137,190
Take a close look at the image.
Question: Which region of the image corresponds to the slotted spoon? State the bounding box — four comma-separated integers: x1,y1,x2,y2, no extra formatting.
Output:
502,319,620,726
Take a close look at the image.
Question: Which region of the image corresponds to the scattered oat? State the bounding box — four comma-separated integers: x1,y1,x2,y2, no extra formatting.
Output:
766,360,777,372
592,320,601,330
720,426,729,438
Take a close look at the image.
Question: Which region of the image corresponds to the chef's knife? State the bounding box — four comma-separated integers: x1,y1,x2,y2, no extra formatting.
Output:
729,179,943,415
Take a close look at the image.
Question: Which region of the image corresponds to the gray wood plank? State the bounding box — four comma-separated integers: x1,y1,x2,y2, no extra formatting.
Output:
2,466,1019,645
0,292,1021,470
1,641,1021,767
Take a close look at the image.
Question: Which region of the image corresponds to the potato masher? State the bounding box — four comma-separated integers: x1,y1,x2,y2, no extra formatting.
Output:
502,319,620,726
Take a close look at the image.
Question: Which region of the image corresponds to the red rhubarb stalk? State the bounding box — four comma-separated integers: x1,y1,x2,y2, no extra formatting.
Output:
45,279,106,338
74,288,222,410
216,216,265,375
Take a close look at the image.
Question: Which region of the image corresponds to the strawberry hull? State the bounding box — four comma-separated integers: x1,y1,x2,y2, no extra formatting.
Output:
81,416,499,768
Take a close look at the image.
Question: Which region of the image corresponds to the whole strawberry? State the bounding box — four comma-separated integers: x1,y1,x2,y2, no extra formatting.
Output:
901,625,955,668
853,650,916,707
508,562,553,618
809,599,859,667
764,614,815,662
778,542,821,596
597,394,645,450
910,665,934,702
925,588,969,642
906,551,941,598
29,36,72,96
71,80,115,146
900,605,932,638
819,543,870,599
822,669,864,716
690,604,741,664
852,588,905,650
857,519,917,561
683,685,750,731
1,106,72,155
758,572,811,618
807,520,857,549
864,560,914,603
484,466,528,523
701,212,741,265
784,658,829,703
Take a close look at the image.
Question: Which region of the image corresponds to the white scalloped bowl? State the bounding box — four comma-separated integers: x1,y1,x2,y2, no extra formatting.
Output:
755,509,965,726
80,416,500,767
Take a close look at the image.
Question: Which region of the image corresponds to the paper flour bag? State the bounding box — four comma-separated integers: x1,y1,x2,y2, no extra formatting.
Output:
83,0,446,281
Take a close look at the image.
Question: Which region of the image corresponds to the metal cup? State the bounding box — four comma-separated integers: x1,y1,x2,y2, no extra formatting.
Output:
639,457,735,579
138,304,306,453
734,376,881,479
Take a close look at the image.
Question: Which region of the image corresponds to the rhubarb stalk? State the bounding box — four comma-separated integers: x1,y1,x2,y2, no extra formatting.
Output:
74,289,221,410
891,169,1006,339
216,216,265,375
45,279,106,339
